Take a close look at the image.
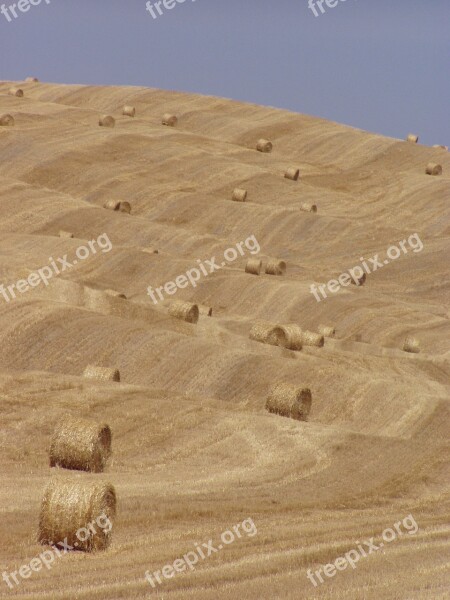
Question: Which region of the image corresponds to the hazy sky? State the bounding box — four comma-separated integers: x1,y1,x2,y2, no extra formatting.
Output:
1,0,448,145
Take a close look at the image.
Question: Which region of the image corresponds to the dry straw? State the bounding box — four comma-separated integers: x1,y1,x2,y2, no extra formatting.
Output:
245,258,262,275
232,188,247,202
318,324,335,338
169,300,199,324
256,139,272,153
38,479,116,552
284,167,300,181
123,105,136,117
406,133,419,143
279,324,303,351
99,115,115,128
162,113,177,126
300,202,317,213
198,304,213,317
0,114,14,126
302,330,325,347
25,77,39,82
83,366,121,382
249,321,288,347
59,230,74,238
403,337,420,354
265,259,286,276
9,87,24,97
49,417,112,473
351,272,366,286
265,383,312,421
425,163,442,176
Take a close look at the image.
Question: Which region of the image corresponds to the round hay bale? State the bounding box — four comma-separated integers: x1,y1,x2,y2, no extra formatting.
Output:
142,247,159,255
162,113,177,126
351,272,366,286
256,139,272,153
265,259,286,276
59,230,74,239
103,199,130,212
38,479,116,552
425,163,442,176
318,324,335,338
99,115,115,128
245,258,262,275
403,337,420,354
83,366,120,382
118,201,131,214
232,188,247,202
284,167,300,181
198,304,213,317
9,87,24,97
169,301,199,324
279,324,303,351
25,77,39,82
432,145,448,150
265,383,312,421
104,289,126,299
49,417,112,473
406,133,419,143
302,330,324,347
0,114,14,126
300,202,317,213
122,105,135,117
249,321,288,347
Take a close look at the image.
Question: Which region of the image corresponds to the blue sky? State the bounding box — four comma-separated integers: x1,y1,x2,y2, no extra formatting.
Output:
1,0,448,146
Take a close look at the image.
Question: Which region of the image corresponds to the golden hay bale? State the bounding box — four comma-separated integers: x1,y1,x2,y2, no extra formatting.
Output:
103,199,130,213
38,479,116,552
0,114,14,126
302,330,324,347
122,105,136,117
25,77,39,82
245,258,262,275
49,417,112,473
198,304,213,317
318,324,335,338
279,324,303,351
59,230,74,239
169,301,199,324
432,145,448,151
403,337,420,354
9,87,24,97
256,139,272,153
118,201,131,214
300,202,317,213
406,133,419,143
265,259,286,276
425,163,442,176
104,289,126,299
284,167,300,181
142,247,159,255
99,115,115,128
249,321,288,347
162,113,177,126
351,272,366,286
265,383,312,421
83,366,120,382
232,188,247,202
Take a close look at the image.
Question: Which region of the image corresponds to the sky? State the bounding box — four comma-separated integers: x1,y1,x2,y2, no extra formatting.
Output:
0,0,449,146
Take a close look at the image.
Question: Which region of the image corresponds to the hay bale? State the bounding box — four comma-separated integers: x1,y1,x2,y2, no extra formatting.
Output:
300,202,317,213
118,201,131,214
279,324,303,351
433,145,448,151
249,321,288,347
169,301,199,324
142,247,159,255
59,230,74,239
83,366,120,382
104,289,126,299
406,133,419,143
403,337,420,354
256,139,272,153
25,77,39,82
265,259,286,276
245,258,262,275
425,163,442,176
9,87,24,97
284,167,300,181
0,114,14,126
162,113,177,126
49,417,112,473
318,324,335,338
232,188,247,202
99,115,115,128
103,199,130,213
122,105,135,117
265,383,312,421
198,304,213,317
351,272,366,286
38,479,116,552
302,330,324,347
